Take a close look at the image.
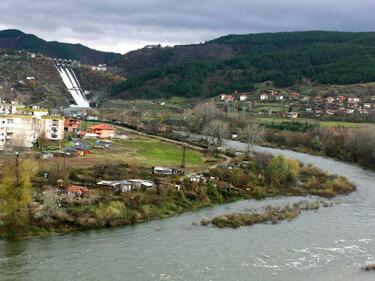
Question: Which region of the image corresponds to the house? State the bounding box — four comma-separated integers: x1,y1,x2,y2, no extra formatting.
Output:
275,95,284,101
337,96,346,103
348,97,361,104
219,94,234,102
189,174,207,183
87,124,115,139
97,179,154,193
91,64,107,72
260,93,269,100
239,95,248,101
305,107,313,113
326,109,336,115
152,166,177,176
286,112,299,119
224,95,235,102
64,118,81,133
231,133,238,139
346,108,355,114
67,185,89,197
289,92,301,100
364,103,372,109
326,97,335,103
128,179,154,189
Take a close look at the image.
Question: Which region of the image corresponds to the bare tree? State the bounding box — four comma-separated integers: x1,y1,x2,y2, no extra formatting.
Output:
241,122,264,155
203,120,229,146
184,101,224,131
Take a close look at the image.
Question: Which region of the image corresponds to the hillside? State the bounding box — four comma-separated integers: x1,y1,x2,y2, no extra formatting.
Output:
111,31,375,99
0,50,122,107
0,29,121,65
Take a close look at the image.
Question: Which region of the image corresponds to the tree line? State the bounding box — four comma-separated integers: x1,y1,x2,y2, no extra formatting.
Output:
112,32,375,99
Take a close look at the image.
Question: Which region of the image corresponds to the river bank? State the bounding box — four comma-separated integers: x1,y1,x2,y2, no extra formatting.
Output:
1,140,374,281
0,149,355,240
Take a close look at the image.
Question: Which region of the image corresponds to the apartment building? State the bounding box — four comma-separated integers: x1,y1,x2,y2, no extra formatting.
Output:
0,100,64,150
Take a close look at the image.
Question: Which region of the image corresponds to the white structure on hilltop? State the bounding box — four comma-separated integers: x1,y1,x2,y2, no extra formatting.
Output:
91,64,107,72
0,99,64,150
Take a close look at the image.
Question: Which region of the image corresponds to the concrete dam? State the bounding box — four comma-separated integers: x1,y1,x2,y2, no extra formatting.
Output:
54,59,90,108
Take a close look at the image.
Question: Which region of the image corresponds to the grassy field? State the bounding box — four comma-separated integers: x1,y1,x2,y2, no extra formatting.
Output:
40,132,207,173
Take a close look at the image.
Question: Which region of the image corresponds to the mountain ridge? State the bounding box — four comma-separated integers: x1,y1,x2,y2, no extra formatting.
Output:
0,29,122,65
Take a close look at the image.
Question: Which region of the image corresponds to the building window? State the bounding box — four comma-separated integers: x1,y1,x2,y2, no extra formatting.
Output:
7,119,13,124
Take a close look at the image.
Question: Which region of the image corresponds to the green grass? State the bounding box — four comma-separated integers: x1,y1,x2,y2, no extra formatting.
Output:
123,138,203,166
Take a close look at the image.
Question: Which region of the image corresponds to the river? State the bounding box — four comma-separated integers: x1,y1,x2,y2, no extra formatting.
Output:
1,139,374,281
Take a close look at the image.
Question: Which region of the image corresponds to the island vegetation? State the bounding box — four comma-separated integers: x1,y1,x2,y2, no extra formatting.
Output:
0,134,355,240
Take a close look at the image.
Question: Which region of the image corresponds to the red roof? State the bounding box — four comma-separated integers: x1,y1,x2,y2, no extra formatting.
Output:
68,185,89,193
88,124,114,131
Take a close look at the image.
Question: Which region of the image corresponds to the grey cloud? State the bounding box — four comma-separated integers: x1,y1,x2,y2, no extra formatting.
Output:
0,0,374,53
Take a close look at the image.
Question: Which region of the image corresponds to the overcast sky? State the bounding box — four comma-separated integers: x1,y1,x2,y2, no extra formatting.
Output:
0,0,374,54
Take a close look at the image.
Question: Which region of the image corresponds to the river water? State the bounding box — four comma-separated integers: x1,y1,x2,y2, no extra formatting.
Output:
1,140,374,281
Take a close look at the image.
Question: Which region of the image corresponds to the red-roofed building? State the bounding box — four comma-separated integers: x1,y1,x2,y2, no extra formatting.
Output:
68,185,89,197
337,96,346,103
87,124,116,139
64,118,81,133
289,92,301,100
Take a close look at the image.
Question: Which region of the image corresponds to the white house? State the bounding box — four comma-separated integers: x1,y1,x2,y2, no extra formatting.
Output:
260,93,269,100
239,95,248,101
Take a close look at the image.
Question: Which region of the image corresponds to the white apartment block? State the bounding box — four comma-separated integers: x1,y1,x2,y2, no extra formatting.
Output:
0,100,64,150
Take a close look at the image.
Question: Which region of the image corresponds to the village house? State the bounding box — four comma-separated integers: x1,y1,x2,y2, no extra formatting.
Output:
326,109,336,115
364,103,372,109
189,174,207,183
91,64,107,72
223,95,235,102
348,97,361,104
260,93,269,100
152,166,179,176
97,179,154,193
239,95,248,101
286,112,299,119
337,96,346,103
326,97,335,103
289,92,301,100
67,185,89,197
64,118,81,133
275,95,284,101
86,124,115,139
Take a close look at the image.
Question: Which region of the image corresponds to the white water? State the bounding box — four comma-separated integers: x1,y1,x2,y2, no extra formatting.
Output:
55,65,90,107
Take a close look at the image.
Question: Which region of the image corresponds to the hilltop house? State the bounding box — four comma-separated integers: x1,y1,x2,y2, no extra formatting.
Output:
289,92,301,100
286,112,299,119
337,96,346,103
260,93,269,100
220,94,235,102
348,97,361,104
239,95,248,101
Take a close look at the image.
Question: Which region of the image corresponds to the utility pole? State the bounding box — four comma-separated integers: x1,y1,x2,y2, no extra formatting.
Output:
181,144,187,170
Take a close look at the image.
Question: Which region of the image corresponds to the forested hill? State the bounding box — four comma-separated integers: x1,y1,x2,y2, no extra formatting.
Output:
112,31,375,99
0,29,121,65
